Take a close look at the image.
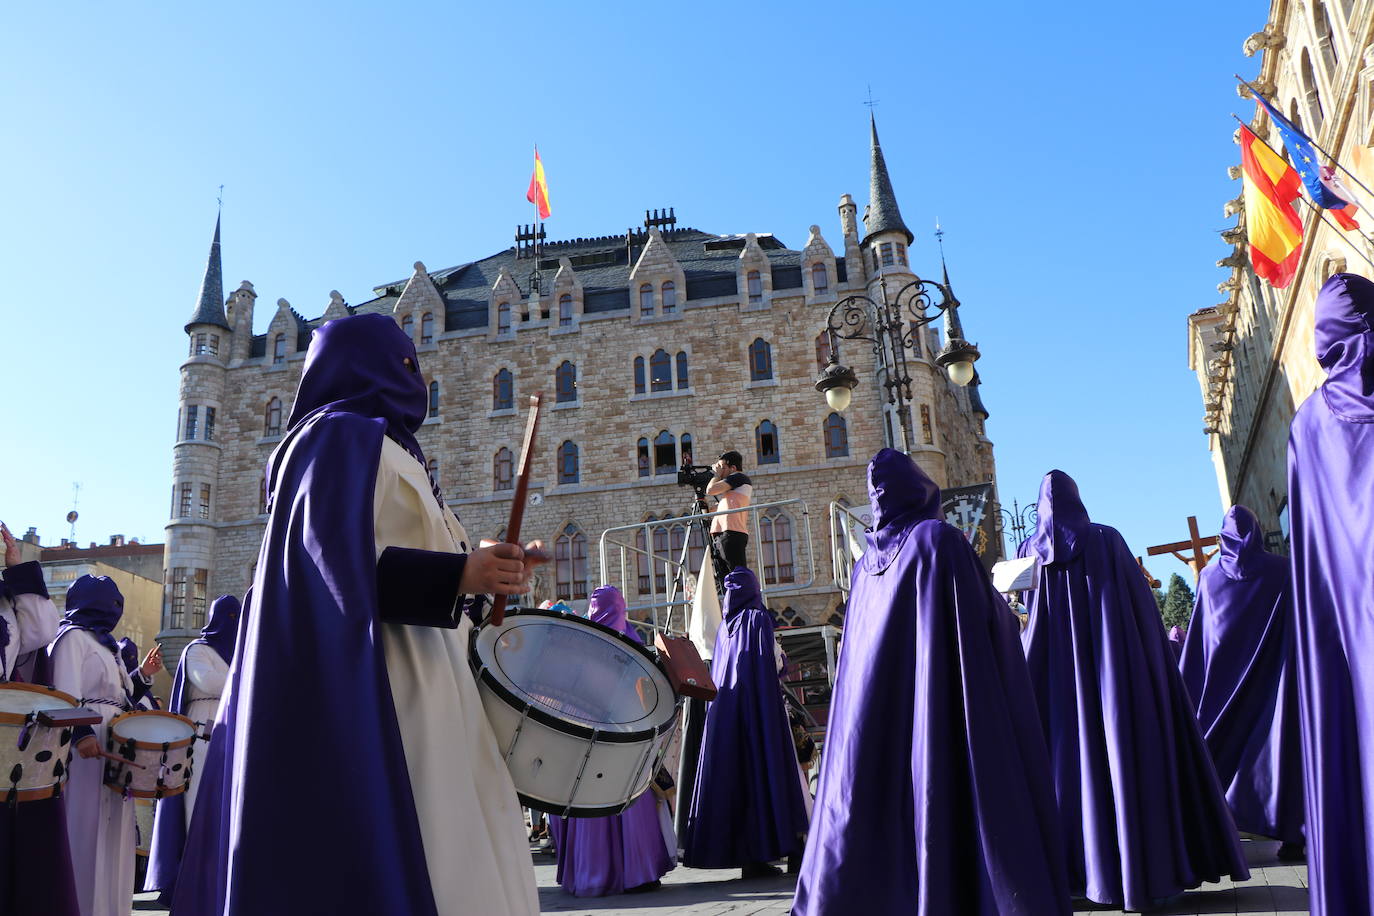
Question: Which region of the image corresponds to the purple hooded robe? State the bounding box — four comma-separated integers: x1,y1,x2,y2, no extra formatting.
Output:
1179,506,1303,845
170,314,506,916
793,449,1070,915
681,567,809,868
550,586,675,896
1022,470,1248,910
1288,272,1374,915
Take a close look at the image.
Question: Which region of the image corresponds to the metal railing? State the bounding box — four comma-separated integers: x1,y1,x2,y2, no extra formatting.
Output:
828,501,872,596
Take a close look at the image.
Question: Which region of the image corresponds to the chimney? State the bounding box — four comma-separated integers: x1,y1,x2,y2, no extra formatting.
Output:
23,527,39,544
110,535,125,547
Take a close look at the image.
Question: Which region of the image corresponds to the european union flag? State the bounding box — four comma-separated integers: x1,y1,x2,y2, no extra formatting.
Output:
1254,94,1352,210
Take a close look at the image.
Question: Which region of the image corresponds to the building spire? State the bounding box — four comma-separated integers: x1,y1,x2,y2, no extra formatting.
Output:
864,113,914,244
185,211,230,332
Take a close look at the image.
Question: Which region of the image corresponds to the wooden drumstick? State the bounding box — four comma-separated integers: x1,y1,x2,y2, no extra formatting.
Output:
490,392,544,627
97,749,147,770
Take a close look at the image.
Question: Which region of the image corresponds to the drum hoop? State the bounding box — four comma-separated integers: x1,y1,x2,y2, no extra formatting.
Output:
0,683,82,726
516,790,649,819
108,710,198,750
3,784,63,803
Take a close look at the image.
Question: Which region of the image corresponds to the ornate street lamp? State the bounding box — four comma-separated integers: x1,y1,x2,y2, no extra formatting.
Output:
813,275,979,452
998,498,1038,554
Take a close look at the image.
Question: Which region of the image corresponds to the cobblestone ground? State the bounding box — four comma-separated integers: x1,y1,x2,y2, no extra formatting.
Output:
132,837,1308,915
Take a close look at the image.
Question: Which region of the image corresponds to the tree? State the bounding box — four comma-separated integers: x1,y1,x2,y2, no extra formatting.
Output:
1159,573,1195,631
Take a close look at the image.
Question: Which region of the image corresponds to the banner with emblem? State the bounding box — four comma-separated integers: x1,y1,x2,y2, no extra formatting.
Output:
941,483,999,571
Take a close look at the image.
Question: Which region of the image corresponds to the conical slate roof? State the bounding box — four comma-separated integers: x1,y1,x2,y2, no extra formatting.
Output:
864,115,913,244
185,214,230,332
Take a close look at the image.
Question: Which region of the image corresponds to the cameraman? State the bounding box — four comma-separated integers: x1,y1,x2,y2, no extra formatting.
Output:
707,451,753,572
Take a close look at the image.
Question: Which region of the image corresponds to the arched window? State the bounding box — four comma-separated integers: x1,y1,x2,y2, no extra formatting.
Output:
555,523,588,599
811,262,829,294
428,381,440,418
401,315,414,338
747,270,762,304
824,412,849,458
634,356,646,395
756,419,780,465
650,349,672,392
555,360,577,403
1313,1,1339,72
558,441,579,484
637,437,651,478
676,351,689,389
749,338,773,381
273,333,287,365
420,312,434,344
680,432,694,465
264,397,282,437
426,458,439,489
661,281,677,315
815,331,833,370
497,302,511,335
1301,48,1324,130
760,510,795,583
654,430,676,475
493,368,514,410
635,523,653,593
558,293,573,327
493,447,514,491
639,283,654,317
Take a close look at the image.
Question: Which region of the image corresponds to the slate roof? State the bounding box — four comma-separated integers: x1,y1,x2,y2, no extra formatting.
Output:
186,214,231,332
864,115,913,244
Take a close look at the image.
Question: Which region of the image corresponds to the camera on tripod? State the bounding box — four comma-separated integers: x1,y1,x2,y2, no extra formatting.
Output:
677,460,716,493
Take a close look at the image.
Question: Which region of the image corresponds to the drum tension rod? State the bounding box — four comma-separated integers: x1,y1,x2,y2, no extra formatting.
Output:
565,728,600,813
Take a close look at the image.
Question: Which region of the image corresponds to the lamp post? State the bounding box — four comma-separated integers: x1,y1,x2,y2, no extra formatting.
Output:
813,276,979,453
998,498,1038,554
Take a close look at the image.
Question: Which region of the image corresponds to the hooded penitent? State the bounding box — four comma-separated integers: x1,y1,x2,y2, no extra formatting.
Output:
793,449,1070,915
1179,506,1302,845
548,586,675,897
1288,272,1374,915
1021,470,1247,910
681,567,809,868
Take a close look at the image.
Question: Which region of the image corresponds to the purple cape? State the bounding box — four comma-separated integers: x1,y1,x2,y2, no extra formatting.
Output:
1179,506,1303,844
145,594,242,901
171,314,451,916
550,586,674,896
1288,272,1374,915
681,567,809,868
794,449,1070,915
1021,470,1247,910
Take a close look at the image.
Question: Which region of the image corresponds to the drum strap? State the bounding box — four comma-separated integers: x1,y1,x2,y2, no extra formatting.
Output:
82,697,127,710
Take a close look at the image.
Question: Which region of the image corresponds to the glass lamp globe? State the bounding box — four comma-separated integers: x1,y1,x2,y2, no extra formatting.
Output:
946,359,976,387
825,385,853,412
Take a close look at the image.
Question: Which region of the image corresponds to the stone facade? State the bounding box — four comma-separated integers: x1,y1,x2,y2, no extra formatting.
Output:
1189,0,1374,541
163,124,1000,635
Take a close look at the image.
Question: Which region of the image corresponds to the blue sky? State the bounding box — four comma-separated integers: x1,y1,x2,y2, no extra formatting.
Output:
2,1,1266,585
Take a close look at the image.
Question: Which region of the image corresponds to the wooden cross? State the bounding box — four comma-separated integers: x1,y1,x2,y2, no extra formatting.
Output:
1136,556,1161,589
1146,516,1219,579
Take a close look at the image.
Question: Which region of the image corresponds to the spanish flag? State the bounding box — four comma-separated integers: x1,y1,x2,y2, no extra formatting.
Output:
526,146,551,220
1239,126,1305,288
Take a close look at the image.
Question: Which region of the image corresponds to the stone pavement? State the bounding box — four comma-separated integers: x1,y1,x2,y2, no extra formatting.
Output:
131,837,1308,915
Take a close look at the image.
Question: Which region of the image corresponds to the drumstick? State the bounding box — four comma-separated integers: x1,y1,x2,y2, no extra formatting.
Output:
490,392,543,627
96,749,147,770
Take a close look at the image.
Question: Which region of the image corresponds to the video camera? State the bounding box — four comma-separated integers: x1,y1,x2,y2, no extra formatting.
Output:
676,460,716,492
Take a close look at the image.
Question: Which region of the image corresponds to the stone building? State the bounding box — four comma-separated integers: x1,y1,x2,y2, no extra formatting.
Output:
1189,0,1374,541
162,118,999,649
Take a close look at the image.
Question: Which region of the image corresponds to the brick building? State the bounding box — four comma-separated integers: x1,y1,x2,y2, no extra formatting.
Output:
162,118,999,652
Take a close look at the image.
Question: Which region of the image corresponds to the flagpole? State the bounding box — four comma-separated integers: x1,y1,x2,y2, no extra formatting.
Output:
1231,113,1374,266
1234,75,1374,202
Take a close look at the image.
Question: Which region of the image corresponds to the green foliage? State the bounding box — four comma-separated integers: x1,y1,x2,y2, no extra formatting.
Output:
1152,588,1166,611
1159,573,1195,630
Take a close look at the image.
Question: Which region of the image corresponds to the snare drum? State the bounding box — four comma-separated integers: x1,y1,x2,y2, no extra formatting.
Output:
0,683,81,802
104,710,197,798
470,607,681,817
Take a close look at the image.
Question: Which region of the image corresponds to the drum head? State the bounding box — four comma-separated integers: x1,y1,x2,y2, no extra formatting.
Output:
0,683,77,714
112,712,195,744
475,609,675,736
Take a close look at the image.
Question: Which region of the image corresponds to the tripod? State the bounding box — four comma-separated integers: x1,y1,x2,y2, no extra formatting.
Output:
668,486,728,618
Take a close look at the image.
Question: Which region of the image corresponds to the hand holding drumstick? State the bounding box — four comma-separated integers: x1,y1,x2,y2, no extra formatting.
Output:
460,541,550,595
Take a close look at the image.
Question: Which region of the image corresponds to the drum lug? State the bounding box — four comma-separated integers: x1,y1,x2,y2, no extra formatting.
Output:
504,704,532,764
564,728,600,815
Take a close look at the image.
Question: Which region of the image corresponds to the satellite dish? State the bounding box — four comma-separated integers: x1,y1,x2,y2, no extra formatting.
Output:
529,493,544,506
66,511,79,524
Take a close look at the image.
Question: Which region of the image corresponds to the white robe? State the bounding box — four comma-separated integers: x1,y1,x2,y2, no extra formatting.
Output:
50,628,136,916
178,641,227,820
373,438,539,916
2,588,59,681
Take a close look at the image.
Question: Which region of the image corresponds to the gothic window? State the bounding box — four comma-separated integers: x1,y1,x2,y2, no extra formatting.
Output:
184,405,199,440
264,397,282,437
497,302,511,335
199,484,211,520
772,606,805,628
747,270,763,305
168,567,188,629
650,349,672,392
811,262,829,294
558,441,579,484
756,419,780,465
402,315,414,338
654,430,676,475
680,432,694,465
179,483,193,518
633,356,646,395
640,283,654,317
420,312,434,344
1313,1,1339,72
895,242,908,266
662,281,677,314
749,338,773,381
880,243,894,267
192,569,209,628
426,458,439,489
555,523,589,600
676,351,689,389
493,448,514,491
493,368,513,410
824,412,849,458
428,381,440,418
760,510,796,583
559,294,573,327
556,360,577,403
815,331,833,370
637,437,651,478
205,407,216,442
920,404,934,445
635,525,652,593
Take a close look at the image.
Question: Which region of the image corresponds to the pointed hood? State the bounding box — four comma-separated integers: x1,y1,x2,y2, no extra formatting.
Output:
864,115,914,244
722,567,766,622
862,448,943,573
1315,272,1374,419
1216,505,1268,580
185,214,230,332
588,585,629,636
62,574,124,654
1027,470,1092,566
200,594,242,662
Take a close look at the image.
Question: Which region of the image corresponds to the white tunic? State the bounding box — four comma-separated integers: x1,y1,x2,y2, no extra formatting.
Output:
1,588,60,681
178,641,227,819
373,438,539,916
50,628,136,916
